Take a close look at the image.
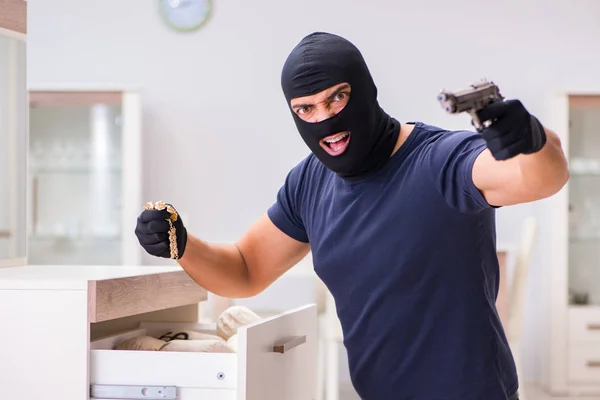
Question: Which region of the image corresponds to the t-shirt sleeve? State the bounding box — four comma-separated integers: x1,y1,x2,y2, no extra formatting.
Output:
267,160,310,243
426,130,495,214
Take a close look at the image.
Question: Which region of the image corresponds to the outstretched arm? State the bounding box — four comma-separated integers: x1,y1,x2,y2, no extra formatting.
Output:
136,209,309,298
136,159,312,298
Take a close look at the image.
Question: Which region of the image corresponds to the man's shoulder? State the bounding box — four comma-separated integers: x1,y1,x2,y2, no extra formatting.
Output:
400,121,453,155
410,121,478,143
283,152,331,192
410,121,448,135
411,122,485,155
288,152,325,178
404,122,487,184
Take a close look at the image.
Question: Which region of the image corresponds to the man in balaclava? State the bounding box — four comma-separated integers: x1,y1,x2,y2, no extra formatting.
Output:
135,32,568,399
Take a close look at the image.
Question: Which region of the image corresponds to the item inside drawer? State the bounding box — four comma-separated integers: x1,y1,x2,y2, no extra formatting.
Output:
91,304,265,353
91,322,239,353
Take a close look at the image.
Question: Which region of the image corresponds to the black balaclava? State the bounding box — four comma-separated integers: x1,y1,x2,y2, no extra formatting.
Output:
281,32,401,179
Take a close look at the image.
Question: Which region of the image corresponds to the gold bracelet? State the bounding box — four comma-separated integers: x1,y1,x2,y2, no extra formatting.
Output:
144,201,179,260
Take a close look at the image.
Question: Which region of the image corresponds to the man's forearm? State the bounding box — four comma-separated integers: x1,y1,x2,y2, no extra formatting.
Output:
516,126,569,198
177,234,253,298
475,125,570,207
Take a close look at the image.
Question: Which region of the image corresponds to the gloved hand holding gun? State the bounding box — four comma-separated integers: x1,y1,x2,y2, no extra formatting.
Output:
438,80,547,161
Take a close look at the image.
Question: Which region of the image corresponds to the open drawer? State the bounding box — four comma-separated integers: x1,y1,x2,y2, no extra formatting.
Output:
90,304,317,400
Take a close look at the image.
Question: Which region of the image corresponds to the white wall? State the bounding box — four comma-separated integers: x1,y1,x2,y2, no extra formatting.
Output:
27,0,600,385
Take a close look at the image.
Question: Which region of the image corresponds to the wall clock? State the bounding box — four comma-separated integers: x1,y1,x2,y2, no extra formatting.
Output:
158,0,213,32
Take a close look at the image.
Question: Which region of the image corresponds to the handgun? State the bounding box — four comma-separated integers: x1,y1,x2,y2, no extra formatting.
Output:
437,80,504,132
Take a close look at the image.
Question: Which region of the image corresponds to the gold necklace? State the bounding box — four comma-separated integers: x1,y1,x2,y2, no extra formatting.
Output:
144,201,179,260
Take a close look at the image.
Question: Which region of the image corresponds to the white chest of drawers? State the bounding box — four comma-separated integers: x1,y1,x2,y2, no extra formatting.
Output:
0,265,318,400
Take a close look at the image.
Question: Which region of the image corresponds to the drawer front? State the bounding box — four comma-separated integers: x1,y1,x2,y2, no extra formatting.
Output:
568,345,600,383
91,349,239,389
239,304,318,400
568,307,600,344
88,270,207,323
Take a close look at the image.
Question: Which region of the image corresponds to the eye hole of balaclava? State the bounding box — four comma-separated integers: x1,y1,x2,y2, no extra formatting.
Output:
290,82,352,124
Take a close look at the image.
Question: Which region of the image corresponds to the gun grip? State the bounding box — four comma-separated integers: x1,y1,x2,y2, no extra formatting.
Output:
469,110,485,133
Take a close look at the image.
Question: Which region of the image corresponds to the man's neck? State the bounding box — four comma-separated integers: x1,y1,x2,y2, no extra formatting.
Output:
391,123,416,156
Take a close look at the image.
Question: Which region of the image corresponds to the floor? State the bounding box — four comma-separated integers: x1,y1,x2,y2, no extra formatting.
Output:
522,384,600,400
339,383,600,400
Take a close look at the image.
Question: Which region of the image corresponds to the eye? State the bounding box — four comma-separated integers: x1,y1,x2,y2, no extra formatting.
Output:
333,91,349,102
297,106,311,115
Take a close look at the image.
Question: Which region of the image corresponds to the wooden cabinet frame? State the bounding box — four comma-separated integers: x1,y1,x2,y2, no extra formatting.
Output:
0,0,26,35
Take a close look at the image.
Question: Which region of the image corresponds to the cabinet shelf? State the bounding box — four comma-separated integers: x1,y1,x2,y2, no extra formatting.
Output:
570,235,600,243
570,172,600,177
30,234,122,240
31,167,122,174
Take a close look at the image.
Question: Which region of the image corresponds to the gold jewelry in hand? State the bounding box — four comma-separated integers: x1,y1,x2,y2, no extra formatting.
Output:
144,201,179,260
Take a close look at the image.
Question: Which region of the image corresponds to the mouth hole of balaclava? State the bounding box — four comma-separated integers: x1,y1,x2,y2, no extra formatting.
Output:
289,82,352,124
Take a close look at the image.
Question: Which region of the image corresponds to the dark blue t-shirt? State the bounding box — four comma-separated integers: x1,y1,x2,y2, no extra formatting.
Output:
267,122,518,400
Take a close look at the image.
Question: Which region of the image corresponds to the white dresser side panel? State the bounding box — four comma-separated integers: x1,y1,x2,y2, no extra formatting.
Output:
0,289,88,400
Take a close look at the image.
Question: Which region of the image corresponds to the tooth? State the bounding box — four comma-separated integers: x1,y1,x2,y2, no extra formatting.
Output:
325,133,349,144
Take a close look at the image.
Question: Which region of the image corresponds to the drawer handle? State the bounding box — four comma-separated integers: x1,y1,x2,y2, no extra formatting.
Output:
588,361,600,368
587,324,600,331
273,335,307,354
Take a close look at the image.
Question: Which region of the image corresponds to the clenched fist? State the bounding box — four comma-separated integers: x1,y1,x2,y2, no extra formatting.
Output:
135,203,187,259
476,99,547,161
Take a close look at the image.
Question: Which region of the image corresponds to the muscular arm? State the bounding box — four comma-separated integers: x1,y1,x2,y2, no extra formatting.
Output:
473,126,569,206
177,213,310,298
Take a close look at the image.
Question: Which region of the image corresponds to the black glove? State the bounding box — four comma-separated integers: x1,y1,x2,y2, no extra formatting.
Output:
135,204,187,259
475,99,547,161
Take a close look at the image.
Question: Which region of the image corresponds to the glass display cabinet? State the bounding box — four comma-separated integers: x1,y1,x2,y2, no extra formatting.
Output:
27,87,142,266
543,93,600,396
0,3,28,268
567,97,600,306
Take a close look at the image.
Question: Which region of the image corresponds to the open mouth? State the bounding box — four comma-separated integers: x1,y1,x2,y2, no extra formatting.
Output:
320,131,351,156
